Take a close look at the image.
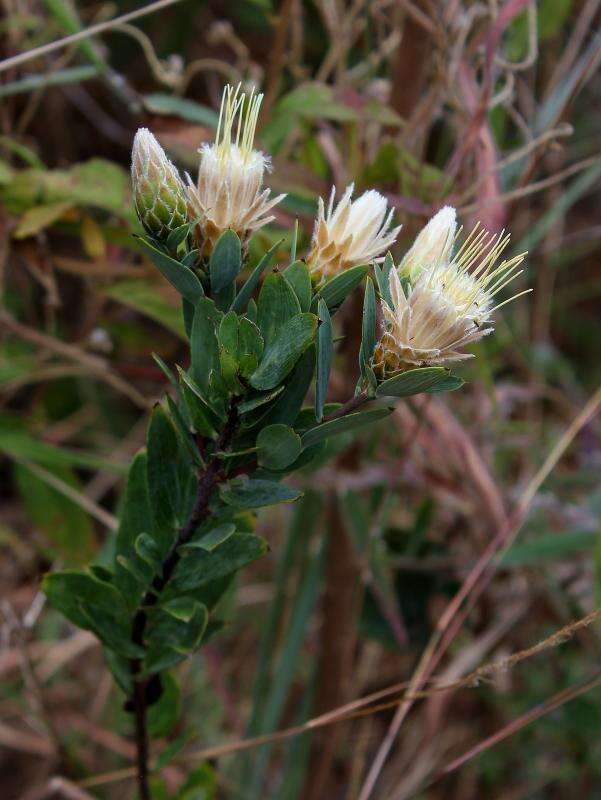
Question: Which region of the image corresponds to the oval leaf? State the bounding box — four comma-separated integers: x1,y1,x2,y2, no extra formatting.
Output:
250,313,317,391
376,367,464,397
301,407,392,448
315,299,333,422
210,229,242,292
257,424,302,470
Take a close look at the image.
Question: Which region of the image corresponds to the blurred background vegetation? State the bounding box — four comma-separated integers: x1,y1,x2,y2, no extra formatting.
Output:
1,0,601,798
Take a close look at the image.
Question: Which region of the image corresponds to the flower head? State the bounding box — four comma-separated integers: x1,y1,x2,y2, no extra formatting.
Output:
131,128,188,240
399,205,456,282
186,83,285,255
307,183,401,281
373,220,528,374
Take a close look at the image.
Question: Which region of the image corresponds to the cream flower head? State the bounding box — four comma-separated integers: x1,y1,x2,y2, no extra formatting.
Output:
374,220,528,373
186,83,285,255
399,205,456,282
307,183,401,281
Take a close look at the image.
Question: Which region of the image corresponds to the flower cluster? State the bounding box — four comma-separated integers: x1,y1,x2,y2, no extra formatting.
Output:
131,83,527,378
132,84,285,256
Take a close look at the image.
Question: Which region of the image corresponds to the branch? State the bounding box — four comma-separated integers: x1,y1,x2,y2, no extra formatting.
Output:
128,398,242,800
323,390,369,422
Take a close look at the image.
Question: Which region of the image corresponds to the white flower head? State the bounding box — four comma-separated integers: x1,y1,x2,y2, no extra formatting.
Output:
399,205,457,281
374,224,529,373
307,183,401,281
186,83,285,254
131,128,187,239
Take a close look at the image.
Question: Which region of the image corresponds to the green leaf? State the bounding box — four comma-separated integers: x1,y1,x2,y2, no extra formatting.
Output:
257,425,302,470
177,367,222,434
144,602,209,673
265,348,315,427
146,601,208,653
217,311,243,393
148,673,181,739
289,219,299,262
232,240,283,314
146,405,195,556
14,200,73,238
138,238,204,305
373,252,394,308
238,318,264,379
0,423,125,474
43,569,125,630
177,764,217,800
210,230,242,293
169,533,268,592
257,272,301,348
301,407,392,448
183,298,195,338
220,478,302,508
181,523,237,553
166,395,203,465
376,367,464,397
143,93,219,127
190,298,225,405
135,533,163,575
43,570,141,657
154,730,195,772
315,264,368,312
239,386,285,415
315,300,333,423
152,353,178,388
115,450,154,601
502,529,596,567
284,260,312,312
359,278,376,373
166,223,192,252
79,604,144,658
250,313,318,391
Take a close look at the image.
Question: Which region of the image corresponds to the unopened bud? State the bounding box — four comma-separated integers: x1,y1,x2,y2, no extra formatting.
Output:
399,206,456,281
131,128,188,240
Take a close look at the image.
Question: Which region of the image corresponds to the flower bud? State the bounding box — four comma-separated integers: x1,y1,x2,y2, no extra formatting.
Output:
307,184,401,282
131,128,188,240
399,205,456,281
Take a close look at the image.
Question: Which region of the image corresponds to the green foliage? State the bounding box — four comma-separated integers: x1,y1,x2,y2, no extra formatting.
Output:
301,407,393,448
250,313,318,390
210,230,242,293
376,367,464,397
138,237,204,305
257,424,302,470
315,299,333,423
313,264,369,312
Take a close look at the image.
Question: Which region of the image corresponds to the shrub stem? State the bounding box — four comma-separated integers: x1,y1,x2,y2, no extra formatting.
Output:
128,399,241,799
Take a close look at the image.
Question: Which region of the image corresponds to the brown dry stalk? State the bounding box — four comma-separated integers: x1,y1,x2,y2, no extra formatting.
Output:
0,308,151,409
357,380,601,800
76,606,601,790
0,0,185,74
